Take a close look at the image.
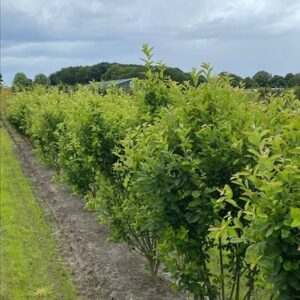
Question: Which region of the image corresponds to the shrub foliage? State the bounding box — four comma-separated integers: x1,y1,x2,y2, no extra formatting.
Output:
6,46,300,300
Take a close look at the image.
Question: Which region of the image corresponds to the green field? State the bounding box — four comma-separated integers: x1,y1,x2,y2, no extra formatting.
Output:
0,126,78,300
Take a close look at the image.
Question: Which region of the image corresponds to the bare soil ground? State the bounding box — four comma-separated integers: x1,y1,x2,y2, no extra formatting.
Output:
4,122,189,300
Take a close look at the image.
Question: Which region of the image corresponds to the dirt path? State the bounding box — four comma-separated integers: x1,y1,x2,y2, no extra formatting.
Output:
4,122,189,300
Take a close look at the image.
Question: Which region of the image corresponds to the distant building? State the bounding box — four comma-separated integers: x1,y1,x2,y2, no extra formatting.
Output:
90,78,134,90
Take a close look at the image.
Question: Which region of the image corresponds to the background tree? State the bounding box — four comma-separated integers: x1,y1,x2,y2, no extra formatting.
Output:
49,67,79,85
0,73,3,89
294,73,300,86
164,67,191,83
252,71,272,87
34,73,51,87
243,76,256,88
270,75,285,88
285,73,295,88
75,67,90,84
89,63,110,81
284,73,300,88
295,86,300,100
101,63,146,80
36,60,300,89
48,62,191,85
12,72,32,91
219,72,243,87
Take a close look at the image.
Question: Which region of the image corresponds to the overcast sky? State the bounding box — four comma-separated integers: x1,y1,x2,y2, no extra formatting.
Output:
1,0,300,84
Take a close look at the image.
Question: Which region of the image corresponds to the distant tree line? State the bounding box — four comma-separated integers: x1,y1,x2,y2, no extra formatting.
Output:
9,64,300,92
220,70,300,89
9,72,50,92
9,63,191,91
47,63,191,85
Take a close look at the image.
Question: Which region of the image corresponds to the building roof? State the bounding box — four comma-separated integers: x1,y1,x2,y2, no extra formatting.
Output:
91,78,134,88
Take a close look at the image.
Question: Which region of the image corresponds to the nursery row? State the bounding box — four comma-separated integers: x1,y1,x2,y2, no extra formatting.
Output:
6,50,300,299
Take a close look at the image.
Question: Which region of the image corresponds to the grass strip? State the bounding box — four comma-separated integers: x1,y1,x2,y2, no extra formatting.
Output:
0,126,79,300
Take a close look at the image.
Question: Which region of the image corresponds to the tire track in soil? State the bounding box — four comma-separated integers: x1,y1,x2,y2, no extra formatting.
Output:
4,121,189,300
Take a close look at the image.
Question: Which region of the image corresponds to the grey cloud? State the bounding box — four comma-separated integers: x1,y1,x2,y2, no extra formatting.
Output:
1,0,300,84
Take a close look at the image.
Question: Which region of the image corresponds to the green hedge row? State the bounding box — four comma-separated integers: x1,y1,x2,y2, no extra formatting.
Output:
6,49,300,300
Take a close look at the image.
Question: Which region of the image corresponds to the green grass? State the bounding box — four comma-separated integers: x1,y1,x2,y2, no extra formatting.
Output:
0,126,79,300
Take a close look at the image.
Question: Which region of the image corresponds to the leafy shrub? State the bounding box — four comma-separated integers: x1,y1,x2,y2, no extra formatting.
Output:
6,90,40,135
57,87,142,195
6,46,300,300
228,103,300,299
106,74,257,298
27,88,69,167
